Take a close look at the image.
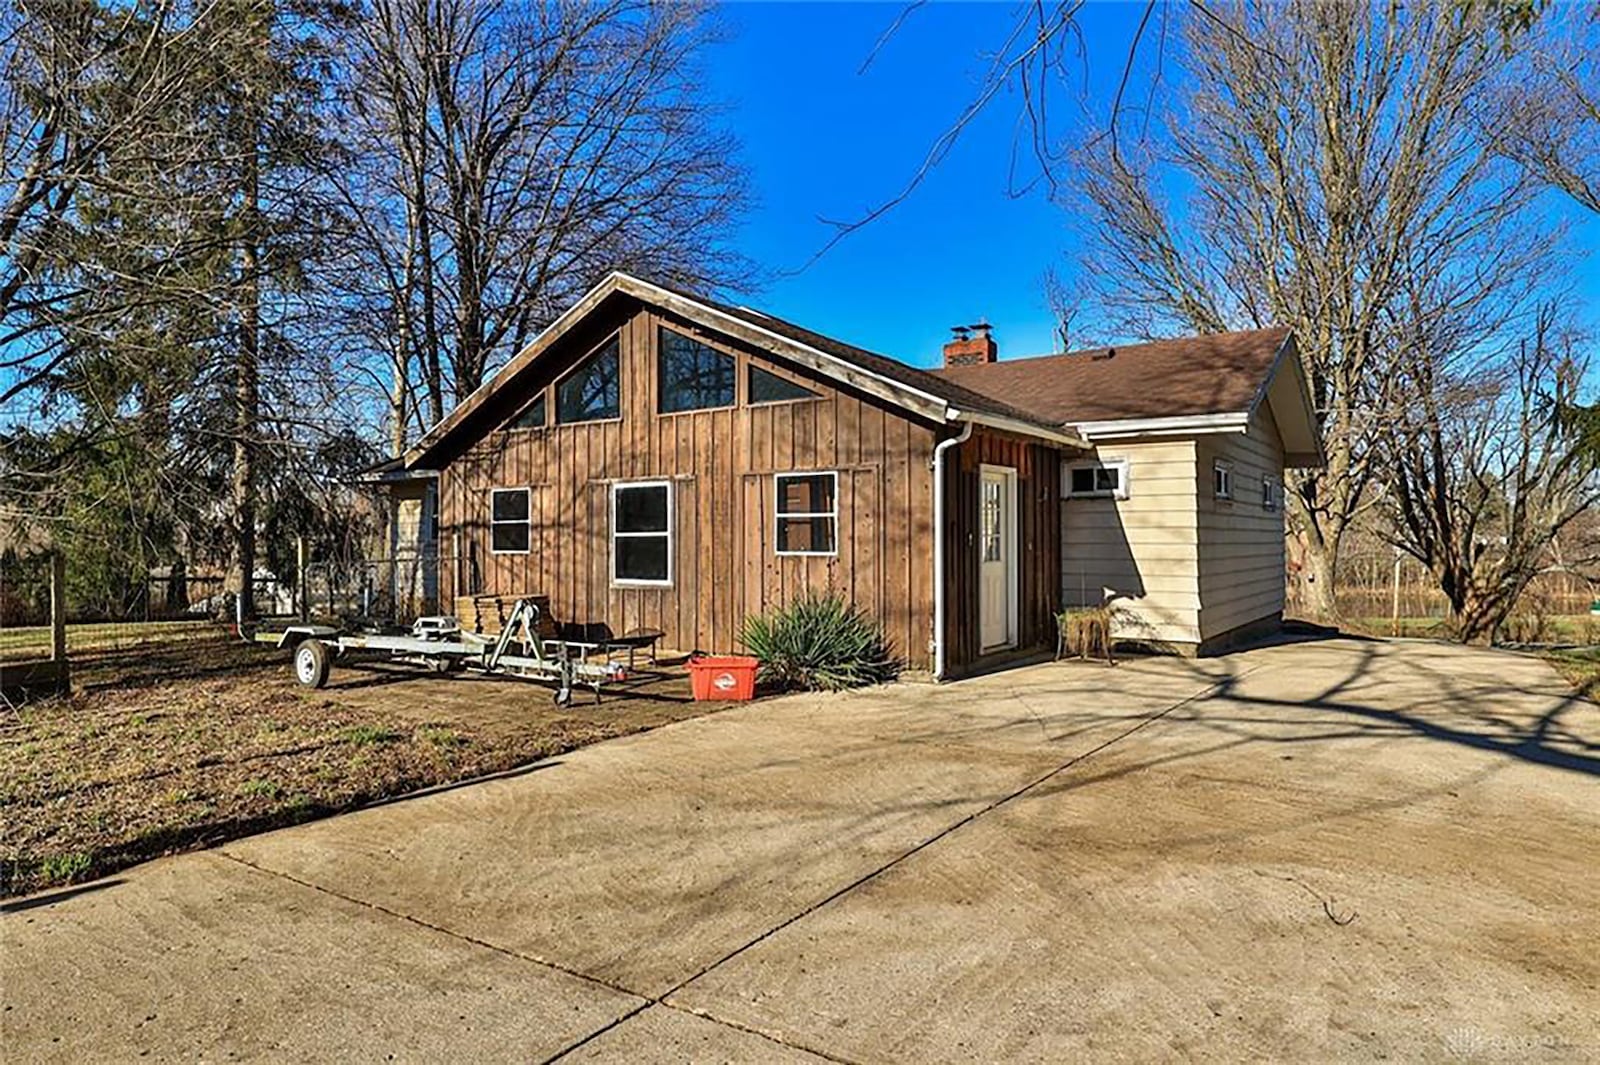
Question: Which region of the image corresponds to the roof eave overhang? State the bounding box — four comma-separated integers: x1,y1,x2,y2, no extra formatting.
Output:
950,409,1088,449
349,466,439,486
1075,411,1253,440
1253,331,1327,467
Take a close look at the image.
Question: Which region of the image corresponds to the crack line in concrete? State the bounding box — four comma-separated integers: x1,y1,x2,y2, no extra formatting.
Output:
547,669,1258,1062
227,665,1256,1065
216,850,645,1001
215,851,857,1064
656,670,1255,1003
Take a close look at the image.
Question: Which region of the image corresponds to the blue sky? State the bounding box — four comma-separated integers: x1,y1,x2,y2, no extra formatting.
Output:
701,2,1145,367
703,2,1600,372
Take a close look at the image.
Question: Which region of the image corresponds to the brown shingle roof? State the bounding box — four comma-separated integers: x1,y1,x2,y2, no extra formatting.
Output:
931,327,1292,425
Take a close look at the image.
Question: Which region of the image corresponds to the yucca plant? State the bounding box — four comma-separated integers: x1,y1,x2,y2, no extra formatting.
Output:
741,591,899,692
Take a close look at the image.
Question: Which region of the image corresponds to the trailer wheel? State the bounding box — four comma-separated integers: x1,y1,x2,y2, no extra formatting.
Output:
294,639,331,689
553,687,572,708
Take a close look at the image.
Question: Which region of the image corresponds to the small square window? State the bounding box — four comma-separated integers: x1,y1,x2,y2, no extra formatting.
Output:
1213,461,1234,501
490,488,530,553
775,472,837,555
1065,460,1127,499
1262,474,1282,512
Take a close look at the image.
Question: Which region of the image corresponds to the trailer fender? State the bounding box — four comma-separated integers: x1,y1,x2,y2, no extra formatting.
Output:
274,625,342,650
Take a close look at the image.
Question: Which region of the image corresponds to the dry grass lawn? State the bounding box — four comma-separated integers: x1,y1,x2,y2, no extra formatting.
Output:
1,637,725,897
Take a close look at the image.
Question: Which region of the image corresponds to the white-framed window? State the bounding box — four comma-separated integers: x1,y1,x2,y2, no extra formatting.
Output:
1064,458,1130,499
612,480,672,585
775,472,838,555
1262,474,1282,512
1213,460,1234,502
490,488,530,554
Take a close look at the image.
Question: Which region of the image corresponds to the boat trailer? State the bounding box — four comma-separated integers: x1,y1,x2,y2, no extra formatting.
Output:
251,598,627,706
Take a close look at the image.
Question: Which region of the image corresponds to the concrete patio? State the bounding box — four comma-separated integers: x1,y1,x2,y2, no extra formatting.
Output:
5,636,1597,1062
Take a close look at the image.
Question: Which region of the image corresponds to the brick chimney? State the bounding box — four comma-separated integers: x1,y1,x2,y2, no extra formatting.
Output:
943,322,997,367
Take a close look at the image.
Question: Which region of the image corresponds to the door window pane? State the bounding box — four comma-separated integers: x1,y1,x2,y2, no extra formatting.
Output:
981,480,1002,562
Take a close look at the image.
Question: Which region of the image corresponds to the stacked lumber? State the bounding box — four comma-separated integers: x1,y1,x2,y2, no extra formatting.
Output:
454,594,559,639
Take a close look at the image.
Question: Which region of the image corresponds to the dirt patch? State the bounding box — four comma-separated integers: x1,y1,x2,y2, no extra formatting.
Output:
1,637,726,897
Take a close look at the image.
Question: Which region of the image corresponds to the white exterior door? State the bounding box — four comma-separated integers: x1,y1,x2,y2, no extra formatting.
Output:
979,466,1016,650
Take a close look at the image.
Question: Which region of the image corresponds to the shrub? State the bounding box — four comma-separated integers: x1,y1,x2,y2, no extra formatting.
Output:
741,591,898,692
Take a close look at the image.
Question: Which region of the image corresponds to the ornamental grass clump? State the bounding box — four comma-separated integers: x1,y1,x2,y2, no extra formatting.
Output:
741,591,899,692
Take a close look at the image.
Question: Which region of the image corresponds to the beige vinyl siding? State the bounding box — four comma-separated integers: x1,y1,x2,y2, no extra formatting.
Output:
1195,406,1287,641
1061,439,1201,645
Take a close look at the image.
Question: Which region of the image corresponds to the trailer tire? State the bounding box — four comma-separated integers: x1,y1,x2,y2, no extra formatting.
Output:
294,639,331,689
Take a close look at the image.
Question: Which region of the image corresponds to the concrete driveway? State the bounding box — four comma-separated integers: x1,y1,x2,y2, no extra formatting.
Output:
5,637,1598,1062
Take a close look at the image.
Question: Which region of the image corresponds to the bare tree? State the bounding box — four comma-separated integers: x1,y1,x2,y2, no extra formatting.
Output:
1492,1,1600,215
325,0,750,450
1063,1,1552,621
1386,307,1600,641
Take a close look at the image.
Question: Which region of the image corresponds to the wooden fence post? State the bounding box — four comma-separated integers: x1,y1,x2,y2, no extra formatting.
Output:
1390,551,1402,638
51,549,69,691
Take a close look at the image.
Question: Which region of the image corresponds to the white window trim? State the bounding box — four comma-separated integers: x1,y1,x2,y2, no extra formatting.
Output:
1213,460,1234,502
774,471,839,557
978,463,1020,652
489,487,531,555
611,479,673,587
1064,458,1130,500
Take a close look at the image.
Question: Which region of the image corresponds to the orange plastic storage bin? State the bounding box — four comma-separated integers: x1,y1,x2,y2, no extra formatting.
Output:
687,654,759,701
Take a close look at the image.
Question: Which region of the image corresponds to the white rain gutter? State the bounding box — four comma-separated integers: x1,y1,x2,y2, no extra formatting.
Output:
931,417,974,681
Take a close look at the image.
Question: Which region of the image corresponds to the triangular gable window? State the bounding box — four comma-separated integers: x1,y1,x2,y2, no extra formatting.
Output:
749,365,820,404
558,337,620,424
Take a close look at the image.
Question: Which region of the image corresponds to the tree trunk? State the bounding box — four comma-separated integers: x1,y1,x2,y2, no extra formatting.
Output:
231,230,259,619
230,53,262,620
1286,493,1343,624
1294,534,1341,623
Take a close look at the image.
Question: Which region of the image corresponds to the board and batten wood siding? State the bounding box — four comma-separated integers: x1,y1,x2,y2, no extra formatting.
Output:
941,429,1064,675
1195,406,1287,642
434,300,942,671
1060,439,1202,646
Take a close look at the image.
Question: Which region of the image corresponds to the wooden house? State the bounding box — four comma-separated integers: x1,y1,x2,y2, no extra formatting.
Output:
397,273,1322,678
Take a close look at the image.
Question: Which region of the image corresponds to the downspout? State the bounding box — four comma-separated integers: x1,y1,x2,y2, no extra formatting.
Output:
932,417,974,681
